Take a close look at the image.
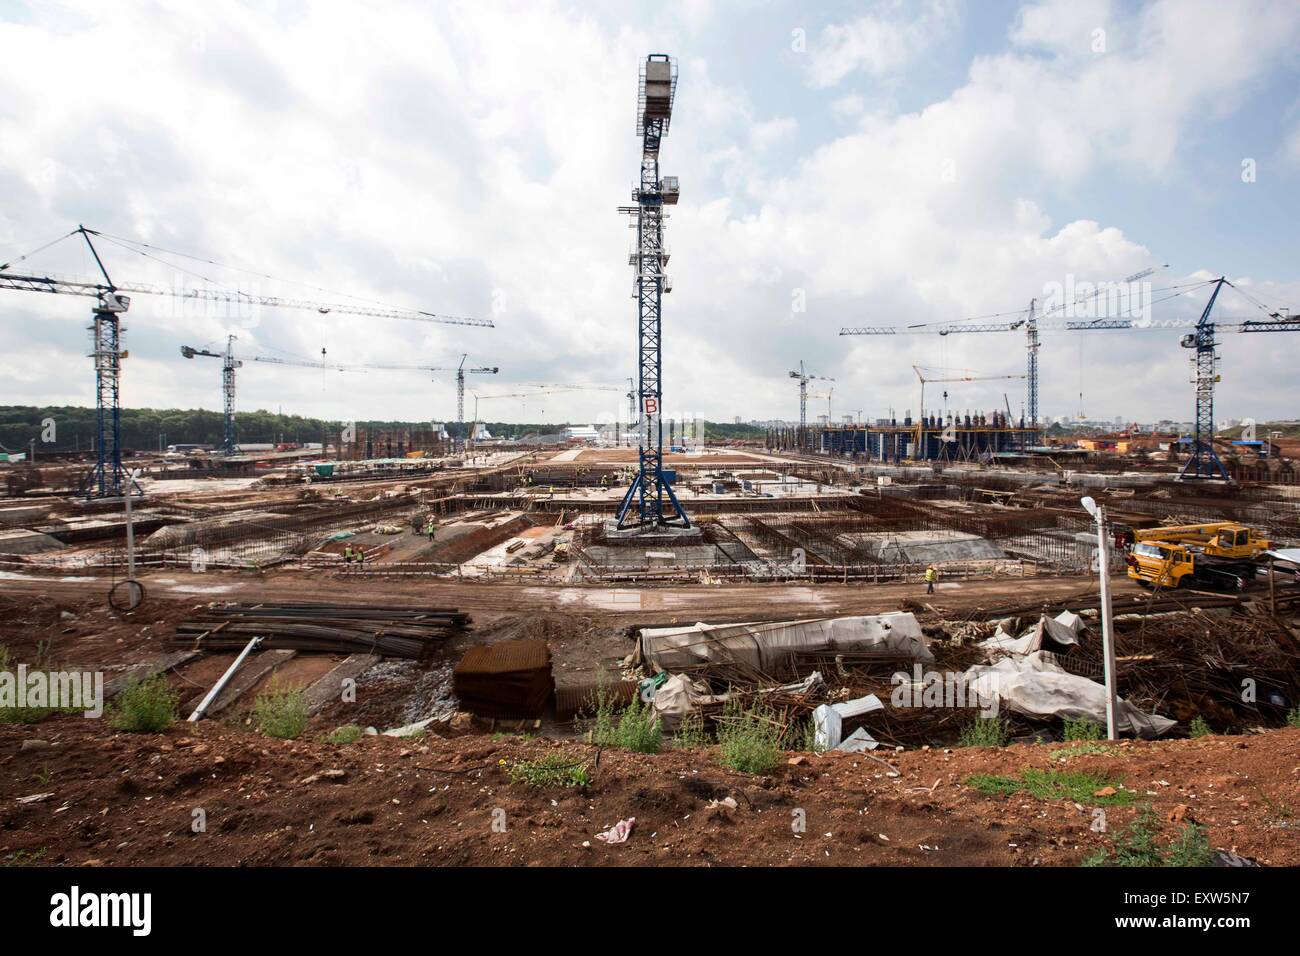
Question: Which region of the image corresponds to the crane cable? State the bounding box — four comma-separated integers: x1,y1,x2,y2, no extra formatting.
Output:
87,229,430,314
0,229,81,272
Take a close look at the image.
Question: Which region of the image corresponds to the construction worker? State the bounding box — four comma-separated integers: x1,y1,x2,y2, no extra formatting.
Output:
342,544,354,569
924,564,937,595
425,517,437,542
355,546,365,569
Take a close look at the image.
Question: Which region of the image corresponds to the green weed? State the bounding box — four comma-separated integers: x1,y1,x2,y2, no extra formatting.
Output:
967,768,1139,806
1084,807,1215,867
958,715,1010,748
591,687,661,754
108,674,179,733
251,682,309,740
506,752,590,789
325,724,363,744
1062,717,1104,741
715,700,785,774
671,714,708,750
1051,741,1120,762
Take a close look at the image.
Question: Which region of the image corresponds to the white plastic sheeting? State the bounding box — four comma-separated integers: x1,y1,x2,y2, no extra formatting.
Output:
963,651,1176,739
639,612,932,677
813,693,885,749
979,610,1084,659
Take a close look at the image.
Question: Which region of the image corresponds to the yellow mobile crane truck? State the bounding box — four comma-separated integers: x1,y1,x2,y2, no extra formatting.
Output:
1122,522,1270,591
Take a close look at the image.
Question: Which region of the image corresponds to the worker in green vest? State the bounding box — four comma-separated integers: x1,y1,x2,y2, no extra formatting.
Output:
355,546,365,568
425,518,437,542
342,544,354,568
924,565,937,594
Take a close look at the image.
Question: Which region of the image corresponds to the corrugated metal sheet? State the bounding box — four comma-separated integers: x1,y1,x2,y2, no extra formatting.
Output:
554,680,638,721
453,639,553,718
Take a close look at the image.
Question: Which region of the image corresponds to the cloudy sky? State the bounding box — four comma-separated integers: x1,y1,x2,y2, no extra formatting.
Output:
1,0,1298,428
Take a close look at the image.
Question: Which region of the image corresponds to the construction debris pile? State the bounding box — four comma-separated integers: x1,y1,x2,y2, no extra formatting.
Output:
1071,606,1300,731
169,602,469,659
622,598,1300,748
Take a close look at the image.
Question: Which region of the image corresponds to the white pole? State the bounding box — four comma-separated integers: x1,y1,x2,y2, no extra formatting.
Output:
188,635,263,721
124,476,137,581
1095,503,1120,740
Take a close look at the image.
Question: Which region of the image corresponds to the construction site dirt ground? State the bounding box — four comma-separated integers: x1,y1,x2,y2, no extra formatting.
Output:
1,568,1297,867
2,715,1296,867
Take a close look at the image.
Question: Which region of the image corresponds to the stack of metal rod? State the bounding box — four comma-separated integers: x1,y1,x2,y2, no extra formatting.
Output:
170,602,469,659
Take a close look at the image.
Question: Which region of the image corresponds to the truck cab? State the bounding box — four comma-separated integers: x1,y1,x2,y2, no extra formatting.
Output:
1127,541,1193,589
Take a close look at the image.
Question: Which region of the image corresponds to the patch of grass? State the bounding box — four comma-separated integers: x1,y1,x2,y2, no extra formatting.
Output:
1051,741,1120,762
505,752,590,789
0,705,52,725
108,674,179,733
1188,716,1212,738
3,848,46,867
396,727,427,740
967,773,1023,797
958,715,1010,748
1084,807,1215,867
1163,820,1216,867
591,687,661,754
325,724,363,744
715,700,785,774
1062,717,1104,741
968,768,1139,806
671,714,708,750
251,682,309,740
0,646,66,724
1286,706,1300,729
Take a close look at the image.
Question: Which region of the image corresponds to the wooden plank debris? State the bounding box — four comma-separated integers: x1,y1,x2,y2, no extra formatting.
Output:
303,653,381,715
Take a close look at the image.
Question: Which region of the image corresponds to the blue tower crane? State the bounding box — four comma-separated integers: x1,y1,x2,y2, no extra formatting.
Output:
616,54,689,529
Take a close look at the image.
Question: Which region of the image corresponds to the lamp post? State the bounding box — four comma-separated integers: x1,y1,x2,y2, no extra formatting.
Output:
1081,495,1119,740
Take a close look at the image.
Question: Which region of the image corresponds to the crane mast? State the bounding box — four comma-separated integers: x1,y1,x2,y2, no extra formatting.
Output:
789,361,834,450
0,226,491,496
616,55,688,529
1180,278,1227,480
1025,297,1039,428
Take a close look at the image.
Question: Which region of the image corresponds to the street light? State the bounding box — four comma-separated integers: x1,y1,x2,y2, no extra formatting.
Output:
1081,495,1120,740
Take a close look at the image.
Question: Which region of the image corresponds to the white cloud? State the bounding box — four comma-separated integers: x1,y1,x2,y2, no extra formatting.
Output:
0,0,1296,431
1011,0,1113,56
807,0,961,88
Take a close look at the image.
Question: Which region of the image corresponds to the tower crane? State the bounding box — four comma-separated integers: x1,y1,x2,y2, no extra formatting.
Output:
180,337,241,455
841,276,1297,480
181,338,363,455
789,360,835,450
338,354,499,439
845,267,1166,429
615,54,689,529
0,226,492,497
911,366,1027,421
